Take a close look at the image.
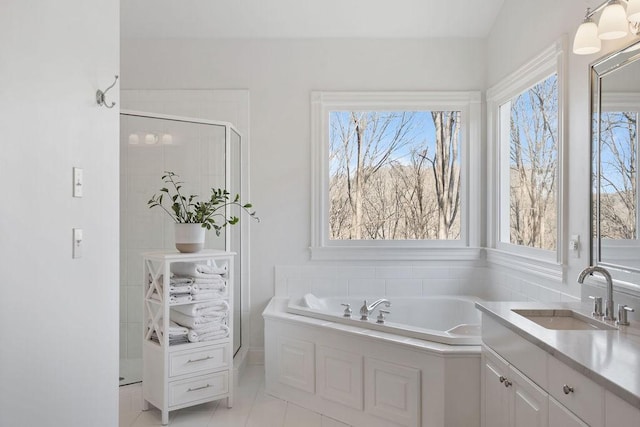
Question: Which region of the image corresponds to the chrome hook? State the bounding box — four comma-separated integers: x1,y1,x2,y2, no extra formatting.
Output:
96,75,118,108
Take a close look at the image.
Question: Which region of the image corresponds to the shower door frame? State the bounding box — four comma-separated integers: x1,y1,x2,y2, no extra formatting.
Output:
119,110,248,361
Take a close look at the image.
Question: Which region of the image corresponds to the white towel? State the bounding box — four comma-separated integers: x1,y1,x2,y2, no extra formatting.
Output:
170,276,194,285
169,284,193,294
191,322,227,334
171,300,230,317
188,325,229,343
192,280,226,292
169,294,193,304
171,310,219,328
191,292,224,301
172,262,227,279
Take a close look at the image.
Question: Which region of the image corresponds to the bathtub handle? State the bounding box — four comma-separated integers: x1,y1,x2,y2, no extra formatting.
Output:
377,310,390,324
341,303,352,318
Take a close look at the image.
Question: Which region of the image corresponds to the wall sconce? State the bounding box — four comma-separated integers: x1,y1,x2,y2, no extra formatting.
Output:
128,134,140,145
573,0,640,55
161,134,173,145
144,133,159,145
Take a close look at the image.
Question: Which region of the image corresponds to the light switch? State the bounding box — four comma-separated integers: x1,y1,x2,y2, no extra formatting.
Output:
73,167,83,198
569,234,580,258
73,228,83,259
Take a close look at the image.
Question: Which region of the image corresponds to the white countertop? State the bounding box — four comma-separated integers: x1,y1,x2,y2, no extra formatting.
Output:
476,301,640,409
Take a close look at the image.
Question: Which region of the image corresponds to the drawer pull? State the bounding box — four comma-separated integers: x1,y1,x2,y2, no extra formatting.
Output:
499,376,506,383
187,355,212,363
187,384,211,392
503,379,512,388
563,384,574,395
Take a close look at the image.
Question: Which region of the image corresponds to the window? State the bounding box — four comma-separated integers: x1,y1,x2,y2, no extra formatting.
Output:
488,40,565,270
499,73,558,251
311,92,481,260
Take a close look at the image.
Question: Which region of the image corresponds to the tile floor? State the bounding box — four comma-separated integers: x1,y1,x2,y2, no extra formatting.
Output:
119,365,351,427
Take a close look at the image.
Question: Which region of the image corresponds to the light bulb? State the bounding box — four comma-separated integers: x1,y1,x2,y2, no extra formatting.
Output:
598,0,628,40
573,18,601,54
144,133,159,145
161,134,173,145
627,0,640,23
128,134,140,145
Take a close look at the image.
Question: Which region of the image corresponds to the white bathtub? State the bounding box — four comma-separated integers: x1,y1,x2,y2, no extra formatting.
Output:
286,294,482,345
264,295,482,427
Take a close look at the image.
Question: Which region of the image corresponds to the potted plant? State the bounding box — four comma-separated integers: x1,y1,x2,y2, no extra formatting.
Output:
148,171,259,253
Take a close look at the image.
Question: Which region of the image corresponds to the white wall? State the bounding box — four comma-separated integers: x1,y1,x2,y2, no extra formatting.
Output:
121,38,487,349
0,2,119,425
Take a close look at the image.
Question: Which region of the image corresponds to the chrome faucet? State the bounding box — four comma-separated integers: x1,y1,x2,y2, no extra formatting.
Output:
360,299,391,321
578,266,615,321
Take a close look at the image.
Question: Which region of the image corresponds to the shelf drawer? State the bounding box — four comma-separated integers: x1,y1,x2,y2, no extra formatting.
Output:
168,371,228,407
547,356,604,427
169,344,230,378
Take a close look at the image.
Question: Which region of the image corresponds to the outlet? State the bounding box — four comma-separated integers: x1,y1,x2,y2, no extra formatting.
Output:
569,234,580,258
73,167,83,198
73,228,83,259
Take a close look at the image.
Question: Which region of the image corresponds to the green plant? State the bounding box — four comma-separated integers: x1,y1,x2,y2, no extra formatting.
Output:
148,171,259,236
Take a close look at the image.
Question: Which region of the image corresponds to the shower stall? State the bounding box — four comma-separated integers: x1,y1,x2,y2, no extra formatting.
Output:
119,112,244,385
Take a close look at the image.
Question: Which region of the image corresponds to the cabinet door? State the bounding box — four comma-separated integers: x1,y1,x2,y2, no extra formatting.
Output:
482,350,510,427
549,397,588,427
509,366,548,427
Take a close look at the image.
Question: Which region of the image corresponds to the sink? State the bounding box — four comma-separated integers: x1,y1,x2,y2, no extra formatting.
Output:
511,309,617,331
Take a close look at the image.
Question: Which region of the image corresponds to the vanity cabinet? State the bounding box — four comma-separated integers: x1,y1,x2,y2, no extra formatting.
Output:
141,250,234,425
482,346,548,427
548,397,588,427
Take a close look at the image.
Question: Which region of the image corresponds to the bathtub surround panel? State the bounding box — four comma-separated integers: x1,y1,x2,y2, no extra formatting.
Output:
264,298,481,426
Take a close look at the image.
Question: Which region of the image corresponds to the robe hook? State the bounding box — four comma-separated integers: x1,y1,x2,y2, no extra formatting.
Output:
96,75,119,108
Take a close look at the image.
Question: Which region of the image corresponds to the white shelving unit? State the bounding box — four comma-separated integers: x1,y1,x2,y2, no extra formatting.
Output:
142,250,235,425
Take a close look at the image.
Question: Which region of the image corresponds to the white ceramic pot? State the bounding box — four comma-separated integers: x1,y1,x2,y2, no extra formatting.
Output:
174,223,205,253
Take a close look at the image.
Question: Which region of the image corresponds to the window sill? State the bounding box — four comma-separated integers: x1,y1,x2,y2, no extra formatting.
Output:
309,246,483,262
485,248,564,282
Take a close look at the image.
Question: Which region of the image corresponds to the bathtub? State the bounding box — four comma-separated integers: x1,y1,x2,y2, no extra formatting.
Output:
286,294,482,345
264,294,482,427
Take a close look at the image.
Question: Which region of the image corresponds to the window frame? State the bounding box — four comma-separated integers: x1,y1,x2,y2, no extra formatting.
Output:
310,91,481,261
486,40,567,279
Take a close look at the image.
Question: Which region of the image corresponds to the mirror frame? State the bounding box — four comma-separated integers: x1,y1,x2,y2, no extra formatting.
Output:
591,40,640,273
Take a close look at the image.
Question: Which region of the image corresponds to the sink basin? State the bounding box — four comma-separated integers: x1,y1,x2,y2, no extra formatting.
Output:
511,309,617,331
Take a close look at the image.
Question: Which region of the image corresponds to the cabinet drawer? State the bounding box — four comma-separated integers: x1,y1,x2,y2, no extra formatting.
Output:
168,371,229,407
169,344,229,377
547,356,604,427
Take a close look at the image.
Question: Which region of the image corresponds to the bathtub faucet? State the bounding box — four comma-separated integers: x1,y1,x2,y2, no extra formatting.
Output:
360,299,391,321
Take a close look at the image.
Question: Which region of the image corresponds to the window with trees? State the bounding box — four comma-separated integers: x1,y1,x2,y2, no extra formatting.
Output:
499,73,558,251
311,92,481,260
488,41,565,267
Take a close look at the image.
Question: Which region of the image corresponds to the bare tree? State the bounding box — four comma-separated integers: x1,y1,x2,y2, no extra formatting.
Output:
508,75,558,250
598,111,637,239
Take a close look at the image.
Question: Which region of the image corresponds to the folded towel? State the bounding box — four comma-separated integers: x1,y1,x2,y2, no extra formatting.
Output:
169,294,193,304
192,280,226,292
191,292,224,301
169,284,193,294
170,276,194,285
171,310,220,328
172,262,226,279
191,322,227,334
171,300,230,317
168,321,189,336
188,325,229,343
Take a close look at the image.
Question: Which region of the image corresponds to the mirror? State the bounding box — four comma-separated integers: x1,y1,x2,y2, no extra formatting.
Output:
592,40,640,272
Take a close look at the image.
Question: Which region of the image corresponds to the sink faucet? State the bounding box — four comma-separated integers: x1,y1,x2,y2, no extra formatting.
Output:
360,299,391,321
577,266,615,321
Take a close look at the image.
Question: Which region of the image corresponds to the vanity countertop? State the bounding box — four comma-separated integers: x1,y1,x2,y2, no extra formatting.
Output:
476,301,640,409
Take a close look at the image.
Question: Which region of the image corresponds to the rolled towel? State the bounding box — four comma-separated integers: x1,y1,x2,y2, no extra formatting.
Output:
188,325,229,343
169,294,193,304
171,300,230,317
191,322,227,334
191,292,224,301
172,262,226,279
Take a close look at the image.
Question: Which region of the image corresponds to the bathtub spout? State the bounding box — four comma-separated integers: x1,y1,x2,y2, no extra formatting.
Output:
360,299,391,321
